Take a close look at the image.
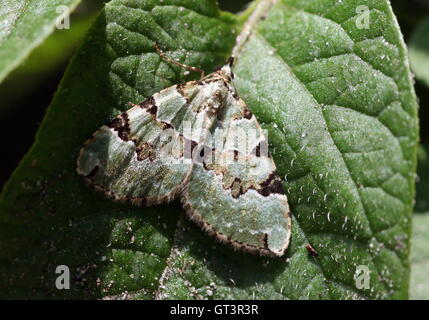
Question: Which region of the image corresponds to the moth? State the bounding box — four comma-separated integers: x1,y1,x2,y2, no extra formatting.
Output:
77,51,291,257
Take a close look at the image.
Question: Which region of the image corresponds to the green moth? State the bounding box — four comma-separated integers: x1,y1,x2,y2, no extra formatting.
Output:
77,57,291,257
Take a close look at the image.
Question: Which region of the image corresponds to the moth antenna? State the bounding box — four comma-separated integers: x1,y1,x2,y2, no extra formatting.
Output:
154,42,205,79
127,102,139,108
226,56,234,67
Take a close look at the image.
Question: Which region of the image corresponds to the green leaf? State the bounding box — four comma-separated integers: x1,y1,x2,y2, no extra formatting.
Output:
0,0,418,299
409,16,429,88
0,0,82,83
410,214,429,300
10,14,94,76
0,12,96,116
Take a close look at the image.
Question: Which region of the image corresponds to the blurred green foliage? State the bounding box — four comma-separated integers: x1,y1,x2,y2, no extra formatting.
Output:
409,17,429,88
0,1,104,115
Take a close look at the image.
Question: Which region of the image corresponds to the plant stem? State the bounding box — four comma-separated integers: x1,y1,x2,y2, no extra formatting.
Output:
232,0,278,58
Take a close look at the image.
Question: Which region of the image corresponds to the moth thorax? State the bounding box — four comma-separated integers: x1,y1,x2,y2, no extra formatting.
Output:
205,89,225,115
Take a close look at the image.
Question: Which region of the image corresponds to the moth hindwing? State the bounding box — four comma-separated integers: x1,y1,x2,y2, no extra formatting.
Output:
77,60,291,257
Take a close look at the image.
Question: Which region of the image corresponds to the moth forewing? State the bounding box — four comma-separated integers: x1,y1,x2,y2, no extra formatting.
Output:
76,87,195,205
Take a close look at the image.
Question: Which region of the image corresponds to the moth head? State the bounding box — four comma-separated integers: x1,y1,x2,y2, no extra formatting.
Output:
217,56,235,82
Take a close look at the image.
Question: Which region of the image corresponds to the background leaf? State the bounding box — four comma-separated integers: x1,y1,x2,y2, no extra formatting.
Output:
409,16,429,88
411,144,429,300
0,0,419,299
0,0,83,83
410,214,429,300
0,1,102,188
